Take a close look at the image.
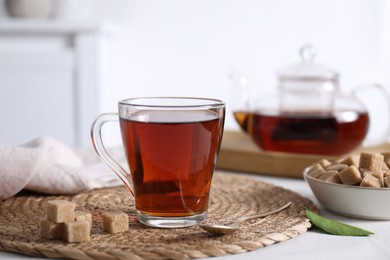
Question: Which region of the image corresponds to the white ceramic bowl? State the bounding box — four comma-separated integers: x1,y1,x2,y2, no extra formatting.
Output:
304,167,390,220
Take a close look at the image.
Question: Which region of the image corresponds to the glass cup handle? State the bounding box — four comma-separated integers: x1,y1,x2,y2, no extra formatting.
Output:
353,84,390,146
90,113,134,196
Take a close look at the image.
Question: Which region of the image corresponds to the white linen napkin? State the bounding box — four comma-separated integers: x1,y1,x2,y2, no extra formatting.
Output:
0,137,123,200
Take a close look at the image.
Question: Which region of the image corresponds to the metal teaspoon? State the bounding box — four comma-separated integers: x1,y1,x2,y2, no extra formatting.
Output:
199,202,292,235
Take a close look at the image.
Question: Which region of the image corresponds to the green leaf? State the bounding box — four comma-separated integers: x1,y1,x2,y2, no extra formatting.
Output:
304,208,374,236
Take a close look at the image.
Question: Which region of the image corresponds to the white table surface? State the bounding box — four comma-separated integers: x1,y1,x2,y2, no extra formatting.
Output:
1,171,390,260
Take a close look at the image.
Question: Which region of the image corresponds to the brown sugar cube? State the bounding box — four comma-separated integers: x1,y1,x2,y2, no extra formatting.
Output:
64,221,90,243
384,175,390,187
382,162,389,171
308,164,325,178
309,168,325,179
339,155,360,167
360,174,381,188
359,152,384,171
318,171,341,184
326,164,348,172
319,171,341,183
373,171,385,187
47,200,76,223
75,211,92,229
363,170,384,187
318,159,331,168
382,152,390,167
102,211,129,234
308,163,324,174
339,166,362,185
40,219,64,239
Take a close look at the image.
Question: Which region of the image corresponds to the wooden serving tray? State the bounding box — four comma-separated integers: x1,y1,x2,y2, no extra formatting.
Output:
216,131,390,179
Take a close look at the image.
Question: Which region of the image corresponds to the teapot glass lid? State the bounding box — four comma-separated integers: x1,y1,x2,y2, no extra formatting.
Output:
277,45,339,82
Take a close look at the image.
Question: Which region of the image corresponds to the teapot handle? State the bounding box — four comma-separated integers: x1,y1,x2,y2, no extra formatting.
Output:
352,84,390,146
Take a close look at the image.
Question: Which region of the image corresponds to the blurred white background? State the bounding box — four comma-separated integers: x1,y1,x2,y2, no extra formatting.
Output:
0,0,389,147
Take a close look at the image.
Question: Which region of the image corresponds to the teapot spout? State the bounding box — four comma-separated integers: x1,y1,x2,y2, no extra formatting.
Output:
229,72,251,133
229,72,250,110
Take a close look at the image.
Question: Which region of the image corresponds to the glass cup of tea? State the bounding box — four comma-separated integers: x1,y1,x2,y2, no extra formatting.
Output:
91,97,225,228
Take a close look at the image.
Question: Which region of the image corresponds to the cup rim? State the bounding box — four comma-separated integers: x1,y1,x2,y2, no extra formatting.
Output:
119,97,225,108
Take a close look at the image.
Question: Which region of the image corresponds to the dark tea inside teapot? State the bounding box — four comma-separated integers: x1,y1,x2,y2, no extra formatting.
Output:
233,45,389,156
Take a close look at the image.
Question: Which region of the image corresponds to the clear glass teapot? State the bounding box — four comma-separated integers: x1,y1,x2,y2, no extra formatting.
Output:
232,45,390,156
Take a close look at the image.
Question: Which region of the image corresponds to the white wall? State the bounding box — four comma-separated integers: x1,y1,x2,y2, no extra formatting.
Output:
90,0,390,133
1,0,389,141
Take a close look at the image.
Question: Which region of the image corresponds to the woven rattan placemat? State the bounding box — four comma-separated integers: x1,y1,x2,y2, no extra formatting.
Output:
0,172,316,260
